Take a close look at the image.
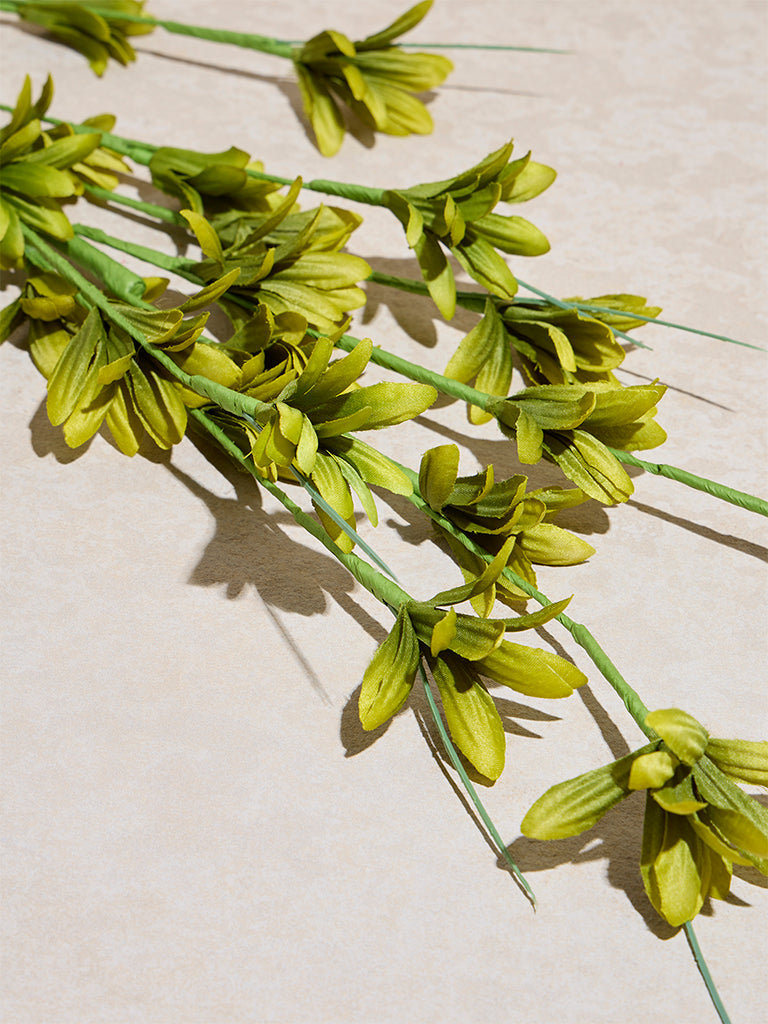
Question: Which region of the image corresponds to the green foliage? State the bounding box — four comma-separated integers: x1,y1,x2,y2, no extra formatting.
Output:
16,1,154,76
522,709,768,926
0,75,127,267
293,1,452,156
359,564,585,780
183,203,370,335
383,140,555,318
419,443,593,610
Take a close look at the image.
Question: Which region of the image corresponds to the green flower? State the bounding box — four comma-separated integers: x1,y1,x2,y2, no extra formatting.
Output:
148,145,285,216
12,270,242,454
16,1,154,76
383,140,555,319
445,295,659,399
220,333,435,551
521,708,768,927
359,566,586,780
183,202,371,335
1,76,127,268
487,379,667,504
419,443,594,611
293,1,452,156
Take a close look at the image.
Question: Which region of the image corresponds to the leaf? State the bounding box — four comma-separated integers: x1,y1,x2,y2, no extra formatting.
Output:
451,233,519,300
419,443,460,510
312,381,436,430
358,605,420,730
473,213,551,256
628,751,679,791
477,639,586,698
294,64,345,157
542,429,634,505
641,796,704,927
414,229,455,319
430,653,506,781
705,737,768,786
521,744,659,840
324,435,413,496
46,307,106,425
518,523,595,566
651,768,707,815
181,209,225,264
356,0,434,49
645,708,709,766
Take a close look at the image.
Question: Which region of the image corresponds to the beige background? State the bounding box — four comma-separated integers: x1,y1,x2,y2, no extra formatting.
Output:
1,2,767,1022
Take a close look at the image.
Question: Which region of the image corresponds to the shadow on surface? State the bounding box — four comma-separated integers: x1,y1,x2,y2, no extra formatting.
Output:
628,499,768,561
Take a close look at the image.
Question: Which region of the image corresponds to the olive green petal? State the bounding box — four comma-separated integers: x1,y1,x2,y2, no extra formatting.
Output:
430,653,506,781
358,605,420,730
641,797,705,927
522,745,657,840
477,638,586,698
295,64,345,157
356,0,435,50
645,708,709,766
517,523,595,566
706,737,768,786
542,429,633,505
419,443,460,511
451,235,518,301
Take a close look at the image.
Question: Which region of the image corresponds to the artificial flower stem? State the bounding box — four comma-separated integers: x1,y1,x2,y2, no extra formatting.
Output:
684,922,732,1024
83,184,186,226
612,450,768,517
73,224,200,280
0,1,296,58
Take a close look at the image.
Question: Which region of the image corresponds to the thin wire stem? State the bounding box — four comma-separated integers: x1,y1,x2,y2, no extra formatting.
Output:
684,921,732,1024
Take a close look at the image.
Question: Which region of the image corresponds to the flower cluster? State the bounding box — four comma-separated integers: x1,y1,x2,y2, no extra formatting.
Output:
418,442,594,609
0,75,128,267
383,140,555,319
15,1,153,76
359,565,585,780
293,1,452,155
521,708,768,926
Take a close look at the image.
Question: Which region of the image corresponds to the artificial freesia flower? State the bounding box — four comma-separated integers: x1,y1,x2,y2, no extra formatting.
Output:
521,708,768,926
293,1,452,156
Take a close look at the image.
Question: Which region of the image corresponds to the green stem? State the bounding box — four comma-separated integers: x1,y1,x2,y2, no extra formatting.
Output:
684,921,732,1024
73,223,199,279
84,184,186,225
613,450,768,517
2,0,295,58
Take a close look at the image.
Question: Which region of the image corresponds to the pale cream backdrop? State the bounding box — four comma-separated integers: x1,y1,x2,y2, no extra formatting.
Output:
1,2,766,1022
